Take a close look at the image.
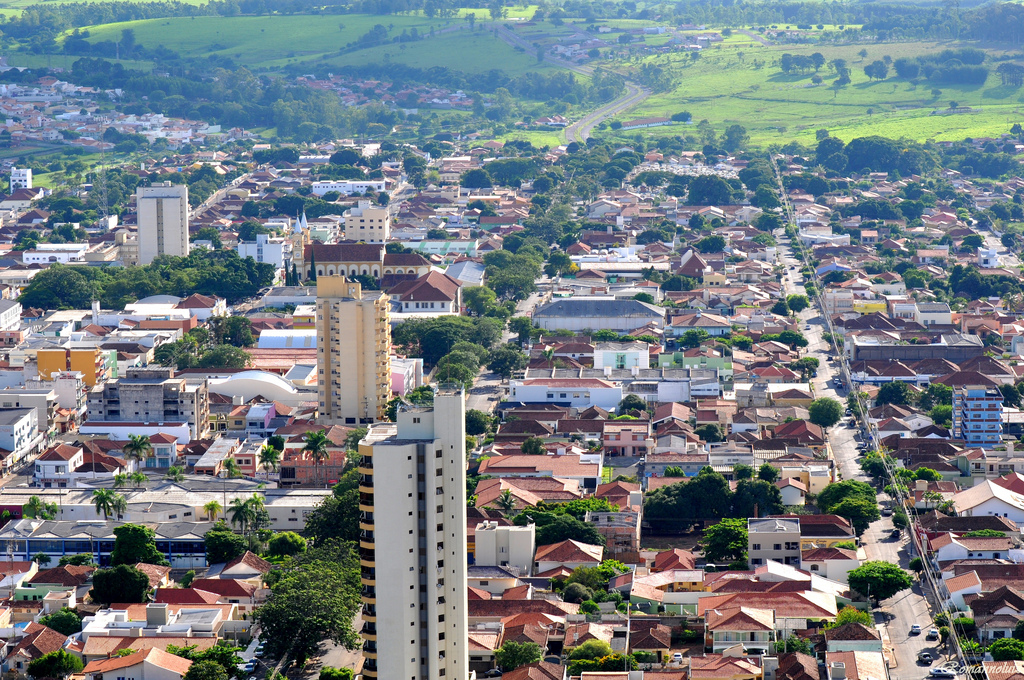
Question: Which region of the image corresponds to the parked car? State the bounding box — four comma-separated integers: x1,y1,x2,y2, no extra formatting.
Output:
243,661,257,673
892,529,902,539
881,507,893,516
483,670,503,678
918,651,933,664
910,624,922,635
672,653,684,664
929,668,956,678
927,628,940,641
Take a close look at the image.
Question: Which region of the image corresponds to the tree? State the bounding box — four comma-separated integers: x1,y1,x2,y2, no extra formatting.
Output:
491,489,518,516
722,124,749,152
487,345,527,378
731,479,783,518
786,294,810,313
203,500,222,522
461,168,492,188
758,463,779,483
830,497,880,535
694,234,727,253
180,570,195,587
205,528,246,564
694,424,723,443
568,639,614,662
33,553,51,566
990,638,1024,661
39,608,82,635
617,394,648,414
875,380,913,406
252,558,362,665
268,531,307,557
123,434,152,464
809,397,844,429
818,480,876,514
466,409,491,436
91,488,122,520
495,641,542,671
645,466,732,531
680,329,710,349
687,175,733,206
319,669,354,680
90,564,151,604
774,636,814,655
303,430,331,488
165,466,185,482
830,605,872,627
533,514,605,546
58,554,93,566
521,437,546,455
258,444,280,473
464,286,497,316
183,660,228,680
23,495,57,520
848,561,913,604
111,524,168,566
27,650,83,680
700,518,748,563
771,299,791,316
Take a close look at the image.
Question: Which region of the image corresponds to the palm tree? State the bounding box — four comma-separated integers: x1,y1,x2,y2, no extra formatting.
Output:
129,471,148,487
92,489,116,520
113,474,128,489
492,489,518,516
203,500,222,522
110,493,128,520
303,430,331,487
23,495,55,520
164,466,185,483
122,434,152,468
222,459,241,479
228,497,253,534
258,444,280,473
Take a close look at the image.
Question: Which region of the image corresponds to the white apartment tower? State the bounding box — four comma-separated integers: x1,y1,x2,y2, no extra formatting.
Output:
344,200,390,243
136,183,190,264
316,277,391,425
9,168,31,190
357,388,468,680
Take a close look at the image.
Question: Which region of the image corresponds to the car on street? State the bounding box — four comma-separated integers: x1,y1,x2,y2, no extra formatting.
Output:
891,529,902,539
881,507,893,516
927,628,940,641
929,668,956,678
243,661,257,673
483,670,503,677
918,651,933,665
910,624,922,635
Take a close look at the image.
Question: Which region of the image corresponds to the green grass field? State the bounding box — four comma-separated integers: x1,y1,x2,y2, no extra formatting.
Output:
73,13,551,73
618,40,1024,145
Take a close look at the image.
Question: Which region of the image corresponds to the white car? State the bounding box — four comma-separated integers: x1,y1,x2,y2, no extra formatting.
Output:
672,653,683,664
929,669,957,678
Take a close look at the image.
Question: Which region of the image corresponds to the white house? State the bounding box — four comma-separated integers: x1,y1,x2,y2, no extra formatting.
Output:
941,570,983,609
953,480,1024,524
82,646,193,680
777,477,807,506
508,378,622,410
311,179,386,196
593,342,650,370
800,547,860,584
237,233,289,269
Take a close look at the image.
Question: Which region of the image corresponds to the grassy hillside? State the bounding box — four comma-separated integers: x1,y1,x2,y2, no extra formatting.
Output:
618,40,1024,145
72,13,552,74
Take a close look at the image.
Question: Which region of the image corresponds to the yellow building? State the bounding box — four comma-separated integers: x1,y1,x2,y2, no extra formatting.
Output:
852,300,888,315
37,348,111,387
292,304,316,330
316,277,391,425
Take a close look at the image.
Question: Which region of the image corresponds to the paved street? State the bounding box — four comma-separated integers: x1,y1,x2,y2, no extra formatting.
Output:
776,234,938,679
465,286,547,415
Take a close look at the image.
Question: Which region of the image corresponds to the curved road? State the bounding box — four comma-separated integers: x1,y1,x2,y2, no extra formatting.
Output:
493,25,651,142
564,82,651,143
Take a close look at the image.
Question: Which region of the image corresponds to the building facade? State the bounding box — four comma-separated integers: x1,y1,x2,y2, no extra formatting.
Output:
87,367,210,439
953,384,1003,448
357,388,468,680
137,183,190,265
316,278,391,425
237,233,289,269
9,168,31,190
344,201,390,243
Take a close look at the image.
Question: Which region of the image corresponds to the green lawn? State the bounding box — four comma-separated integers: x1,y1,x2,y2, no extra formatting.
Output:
615,39,1024,145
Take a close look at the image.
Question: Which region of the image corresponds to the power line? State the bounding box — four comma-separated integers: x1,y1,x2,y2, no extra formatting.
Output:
767,153,974,675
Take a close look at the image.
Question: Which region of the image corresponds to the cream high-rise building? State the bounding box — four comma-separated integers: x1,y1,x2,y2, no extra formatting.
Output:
136,183,189,265
315,277,391,425
357,387,468,680
343,200,390,243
